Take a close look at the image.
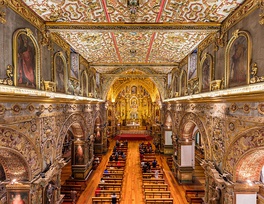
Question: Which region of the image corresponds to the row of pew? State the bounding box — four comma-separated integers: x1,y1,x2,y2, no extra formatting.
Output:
91,142,128,203
139,143,174,204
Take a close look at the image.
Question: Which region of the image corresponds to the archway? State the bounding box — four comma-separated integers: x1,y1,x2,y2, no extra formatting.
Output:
174,113,209,183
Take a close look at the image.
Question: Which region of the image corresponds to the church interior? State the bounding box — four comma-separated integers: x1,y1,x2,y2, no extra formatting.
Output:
0,0,264,203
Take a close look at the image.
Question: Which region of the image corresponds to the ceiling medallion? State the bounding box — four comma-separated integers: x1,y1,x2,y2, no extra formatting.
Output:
128,0,139,22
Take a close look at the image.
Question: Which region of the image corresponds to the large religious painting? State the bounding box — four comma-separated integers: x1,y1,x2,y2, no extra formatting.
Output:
200,53,213,92
70,52,80,80
54,52,67,93
8,190,30,204
188,49,198,80
13,28,40,89
225,30,251,88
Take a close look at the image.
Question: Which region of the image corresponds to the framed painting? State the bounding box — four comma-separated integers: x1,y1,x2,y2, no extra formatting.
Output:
8,190,30,204
13,28,40,89
225,30,252,88
199,53,213,92
188,49,198,80
54,52,67,93
70,52,80,81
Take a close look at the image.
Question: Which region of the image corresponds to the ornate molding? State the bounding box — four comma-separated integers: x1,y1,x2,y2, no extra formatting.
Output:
187,78,199,95
250,62,264,83
6,0,44,30
50,33,70,53
259,0,264,25
221,0,259,34
210,80,223,91
46,22,221,32
0,0,6,24
0,64,14,86
198,33,216,55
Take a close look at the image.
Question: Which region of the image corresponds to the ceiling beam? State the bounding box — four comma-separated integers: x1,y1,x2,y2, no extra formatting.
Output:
45,22,220,32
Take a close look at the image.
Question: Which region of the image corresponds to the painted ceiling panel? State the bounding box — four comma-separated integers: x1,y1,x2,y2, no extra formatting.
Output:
57,31,119,63
161,0,245,23
148,31,211,63
113,31,153,63
22,0,246,73
23,0,107,22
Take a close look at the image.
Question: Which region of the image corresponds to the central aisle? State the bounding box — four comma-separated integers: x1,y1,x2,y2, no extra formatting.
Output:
120,142,144,204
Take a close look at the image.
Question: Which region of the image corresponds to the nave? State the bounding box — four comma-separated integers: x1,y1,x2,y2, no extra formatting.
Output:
61,140,205,204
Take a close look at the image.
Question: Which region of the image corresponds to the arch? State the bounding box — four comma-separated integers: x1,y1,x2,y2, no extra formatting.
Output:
223,127,264,182
0,147,30,181
179,112,211,159
56,113,86,157
234,148,264,182
101,68,165,101
0,127,41,179
107,79,159,102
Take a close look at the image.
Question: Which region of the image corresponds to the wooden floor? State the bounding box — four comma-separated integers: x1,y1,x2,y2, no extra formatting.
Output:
61,140,204,204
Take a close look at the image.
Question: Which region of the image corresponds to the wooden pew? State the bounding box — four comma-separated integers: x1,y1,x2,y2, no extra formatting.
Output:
142,173,164,179
103,173,124,178
98,183,122,190
145,191,171,198
92,196,120,204
107,169,124,173
65,179,87,190
96,189,121,197
101,179,122,184
145,197,173,203
107,165,125,169
143,184,168,191
143,178,165,184
185,189,205,203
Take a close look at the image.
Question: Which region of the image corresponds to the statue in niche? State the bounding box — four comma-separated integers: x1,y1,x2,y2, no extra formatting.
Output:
131,86,137,94
131,98,137,108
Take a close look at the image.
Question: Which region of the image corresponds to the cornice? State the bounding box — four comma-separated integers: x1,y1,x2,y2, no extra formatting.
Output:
6,0,44,31
221,0,259,34
51,33,70,53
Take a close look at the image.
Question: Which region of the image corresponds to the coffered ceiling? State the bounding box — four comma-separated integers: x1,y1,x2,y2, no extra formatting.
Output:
22,0,245,74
